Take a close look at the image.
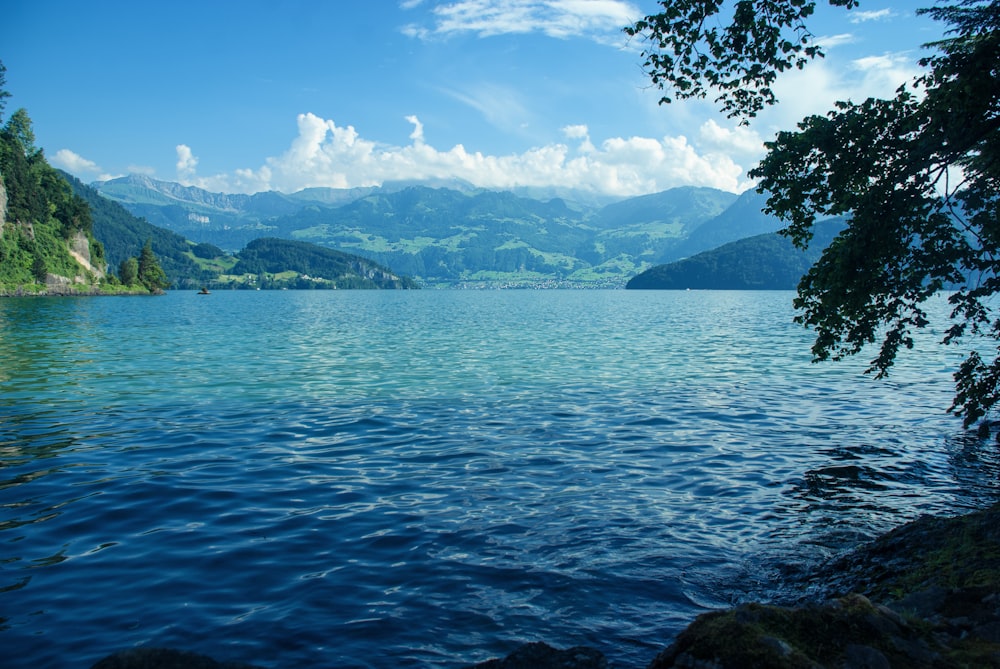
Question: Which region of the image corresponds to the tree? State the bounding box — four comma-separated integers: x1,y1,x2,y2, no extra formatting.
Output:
32,255,47,283
0,60,11,123
625,0,859,120
119,257,138,286
0,108,47,225
4,108,38,157
629,1,1000,426
137,240,170,292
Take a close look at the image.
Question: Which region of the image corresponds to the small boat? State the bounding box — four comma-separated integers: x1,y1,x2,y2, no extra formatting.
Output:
197,287,211,295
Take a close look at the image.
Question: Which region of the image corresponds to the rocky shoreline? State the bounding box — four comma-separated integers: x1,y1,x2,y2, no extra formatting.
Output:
90,503,1000,668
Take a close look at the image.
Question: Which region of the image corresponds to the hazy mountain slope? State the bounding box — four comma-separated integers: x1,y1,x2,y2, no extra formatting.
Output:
626,218,846,290
590,186,738,231
278,186,595,285
584,187,740,268
663,189,784,263
95,174,303,216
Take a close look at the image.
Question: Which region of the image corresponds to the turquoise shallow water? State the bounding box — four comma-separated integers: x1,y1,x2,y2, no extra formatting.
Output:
0,290,997,667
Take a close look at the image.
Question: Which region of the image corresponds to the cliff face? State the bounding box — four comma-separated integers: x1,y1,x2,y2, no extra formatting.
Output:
68,229,105,281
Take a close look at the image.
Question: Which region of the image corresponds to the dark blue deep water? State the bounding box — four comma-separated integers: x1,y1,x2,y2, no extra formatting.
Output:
1,290,997,667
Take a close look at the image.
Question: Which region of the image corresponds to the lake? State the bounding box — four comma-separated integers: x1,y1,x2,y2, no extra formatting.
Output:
1,290,997,668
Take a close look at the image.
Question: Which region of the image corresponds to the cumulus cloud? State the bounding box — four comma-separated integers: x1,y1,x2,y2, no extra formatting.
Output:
402,0,641,44
175,112,751,196
562,124,595,153
51,149,120,182
698,120,766,161
758,48,923,136
176,144,198,180
406,115,425,143
52,149,101,175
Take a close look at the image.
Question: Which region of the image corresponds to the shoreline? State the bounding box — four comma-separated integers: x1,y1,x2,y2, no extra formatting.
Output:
88,502,1000,668
0,285,163,297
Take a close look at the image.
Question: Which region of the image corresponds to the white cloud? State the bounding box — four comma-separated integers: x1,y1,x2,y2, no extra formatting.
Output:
815,33,856,50
562,124,595,153
440,83,533,134
176,112,751,197
403,0,641,44
698,120,766,161
758,49,923,135
850,9,894,24
406,115,425,143
52,149,101,175
176,144,198,180
51,149,120,182
851,53,919,95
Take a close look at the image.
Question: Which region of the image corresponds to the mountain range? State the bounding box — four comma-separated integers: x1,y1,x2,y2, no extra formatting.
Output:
62,174,418,291
93,175,793,288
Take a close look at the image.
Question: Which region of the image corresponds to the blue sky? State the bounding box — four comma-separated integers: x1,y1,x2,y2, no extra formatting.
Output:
3,1,942,197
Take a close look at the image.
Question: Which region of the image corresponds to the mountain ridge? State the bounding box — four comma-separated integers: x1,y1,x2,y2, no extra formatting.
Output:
63,174,419,290
93,176,772,287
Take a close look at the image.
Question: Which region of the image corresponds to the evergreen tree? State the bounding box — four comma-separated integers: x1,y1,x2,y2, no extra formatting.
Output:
137,240,170,292
0,60,11,123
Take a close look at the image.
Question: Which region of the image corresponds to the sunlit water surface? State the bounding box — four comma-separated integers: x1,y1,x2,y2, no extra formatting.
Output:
1,290,997,668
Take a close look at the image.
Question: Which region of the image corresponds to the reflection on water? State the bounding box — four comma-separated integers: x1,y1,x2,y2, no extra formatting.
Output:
0,291,996,668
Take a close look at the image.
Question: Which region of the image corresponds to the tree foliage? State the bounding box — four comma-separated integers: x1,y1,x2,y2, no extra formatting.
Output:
751,1,1000,425
231,237,419,289
626,0,858,119
0,84,105,288
137,240,170,292
631,1,1000,426
0,60,11,122
62,171,215,288
119,257,138,286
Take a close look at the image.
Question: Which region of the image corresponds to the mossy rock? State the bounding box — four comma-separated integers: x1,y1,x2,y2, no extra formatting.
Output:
648,593,941,668
827,502,1000,600
650,504,1000,668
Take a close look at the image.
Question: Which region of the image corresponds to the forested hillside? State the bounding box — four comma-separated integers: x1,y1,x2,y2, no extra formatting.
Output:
64,172,220,290
0,60,419,294
0,103,109,293
96,177,775,287
230,238,419,289
0,61,178,295
626,218,846,289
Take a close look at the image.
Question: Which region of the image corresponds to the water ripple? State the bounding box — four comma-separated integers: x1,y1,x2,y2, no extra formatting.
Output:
0,291,996,668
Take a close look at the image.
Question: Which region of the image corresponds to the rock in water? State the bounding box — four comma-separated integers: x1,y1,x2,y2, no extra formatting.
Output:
90,647,263,669
465,641,608,668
